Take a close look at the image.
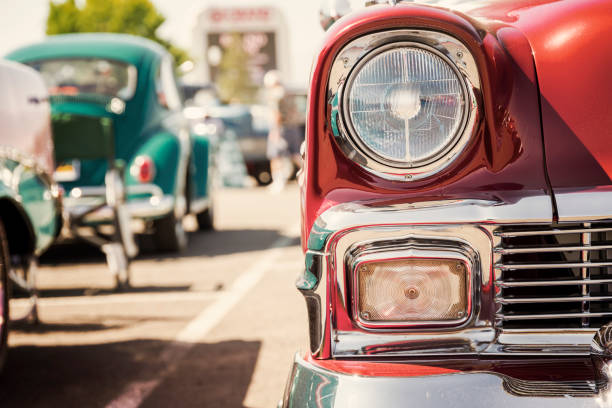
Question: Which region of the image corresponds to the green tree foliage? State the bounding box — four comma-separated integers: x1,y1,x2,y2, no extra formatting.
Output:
216,33,256,104
46,0,189,65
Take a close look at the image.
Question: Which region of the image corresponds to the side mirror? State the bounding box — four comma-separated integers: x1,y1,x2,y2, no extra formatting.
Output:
319,0,353,30
178,60,195,75
319,0,399,30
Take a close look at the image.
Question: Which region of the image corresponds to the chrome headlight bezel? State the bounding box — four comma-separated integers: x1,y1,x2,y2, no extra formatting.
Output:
329,30,481,181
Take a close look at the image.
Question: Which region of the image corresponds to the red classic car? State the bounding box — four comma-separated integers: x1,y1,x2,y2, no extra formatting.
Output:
281,0,612,406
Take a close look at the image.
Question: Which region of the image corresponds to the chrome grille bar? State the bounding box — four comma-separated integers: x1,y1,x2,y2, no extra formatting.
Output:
581,223,591,327
497,278,612,288
494,222,612,329
497,311,612,321
496,261,612,270
497,295,612,304
495,244,612,255
496,227,612,238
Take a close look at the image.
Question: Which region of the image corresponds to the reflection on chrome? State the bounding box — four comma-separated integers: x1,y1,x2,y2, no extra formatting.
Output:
596,363,612,407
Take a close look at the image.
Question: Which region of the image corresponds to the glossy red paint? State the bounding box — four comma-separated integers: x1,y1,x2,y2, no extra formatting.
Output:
301,3,551,248
304,353,458,377
509,1,612,191
453,0,612,190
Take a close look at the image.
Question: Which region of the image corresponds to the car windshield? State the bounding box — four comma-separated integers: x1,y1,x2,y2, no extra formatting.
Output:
27,58,138,100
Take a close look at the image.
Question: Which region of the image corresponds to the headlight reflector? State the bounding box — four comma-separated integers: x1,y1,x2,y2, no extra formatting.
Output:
345,44,467,167
356,258,469,325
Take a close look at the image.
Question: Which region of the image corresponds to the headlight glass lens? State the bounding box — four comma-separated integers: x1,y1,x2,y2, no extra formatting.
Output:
357,258,468,323
346,46,466,166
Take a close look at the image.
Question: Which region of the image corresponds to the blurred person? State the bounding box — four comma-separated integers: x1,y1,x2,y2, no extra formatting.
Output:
264,70,293,193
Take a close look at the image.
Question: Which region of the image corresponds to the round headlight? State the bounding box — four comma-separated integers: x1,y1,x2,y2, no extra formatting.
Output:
343,43,468,168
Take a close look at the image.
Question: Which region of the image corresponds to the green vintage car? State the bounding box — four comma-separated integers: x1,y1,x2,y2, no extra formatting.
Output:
7,34,215,259
0,59,60,367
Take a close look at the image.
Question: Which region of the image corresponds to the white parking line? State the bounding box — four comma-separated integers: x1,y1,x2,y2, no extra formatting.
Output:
105,231,298,408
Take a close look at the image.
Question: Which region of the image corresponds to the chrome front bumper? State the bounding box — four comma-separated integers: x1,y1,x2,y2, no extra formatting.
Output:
63,183,174,223
280,354,607,408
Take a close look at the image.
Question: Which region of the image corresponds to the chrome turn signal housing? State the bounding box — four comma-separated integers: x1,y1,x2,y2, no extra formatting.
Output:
352,252,473,330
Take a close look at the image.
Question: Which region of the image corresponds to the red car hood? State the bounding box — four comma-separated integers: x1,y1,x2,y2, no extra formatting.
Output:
443,0,612,194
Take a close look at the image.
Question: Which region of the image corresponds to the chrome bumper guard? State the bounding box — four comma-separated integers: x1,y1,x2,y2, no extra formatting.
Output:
63,183,174,223
298,194,612,359
280,354,609,408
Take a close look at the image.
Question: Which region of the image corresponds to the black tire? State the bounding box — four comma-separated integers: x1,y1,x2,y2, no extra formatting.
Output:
115,274,131,292
196,206,214,231
256,170,272,186
0,220,10,371
152,212,187,253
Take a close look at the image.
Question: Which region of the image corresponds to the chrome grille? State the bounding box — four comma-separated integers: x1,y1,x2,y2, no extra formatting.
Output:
494,223,612,329
502,378,602,397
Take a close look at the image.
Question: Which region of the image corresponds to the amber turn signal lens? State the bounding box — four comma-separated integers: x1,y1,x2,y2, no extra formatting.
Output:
357,258,468,324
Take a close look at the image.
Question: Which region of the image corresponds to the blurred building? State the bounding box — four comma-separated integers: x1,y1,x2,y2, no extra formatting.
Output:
191,6,290,91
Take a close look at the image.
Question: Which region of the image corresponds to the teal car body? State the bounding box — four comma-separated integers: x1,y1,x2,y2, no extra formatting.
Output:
7,34,215,251
0,59,60,368
0,157,59,255
0,60,59,257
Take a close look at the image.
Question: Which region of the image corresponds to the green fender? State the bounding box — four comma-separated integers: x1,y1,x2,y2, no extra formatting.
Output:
126,132,180,196
190,134,211,199
0,159,59,255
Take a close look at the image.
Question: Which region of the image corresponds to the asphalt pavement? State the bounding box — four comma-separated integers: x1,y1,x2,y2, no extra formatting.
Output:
1,184,307,408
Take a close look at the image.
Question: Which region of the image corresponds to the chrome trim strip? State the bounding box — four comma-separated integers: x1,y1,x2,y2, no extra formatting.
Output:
297,249,329,356
496,278,612,288
498,312,612,321
486,329,595,355
310,196,552,239
497,296,612,304
495,244,612,254
328,29,481,181
496,261,612,270
496,227,612,237
556,190,612,222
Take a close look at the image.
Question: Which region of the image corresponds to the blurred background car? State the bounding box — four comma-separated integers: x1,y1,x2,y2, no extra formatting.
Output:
0,59,60,369
181,82,221,108
209,104,271,186
277,86,307,177
6,33,216,263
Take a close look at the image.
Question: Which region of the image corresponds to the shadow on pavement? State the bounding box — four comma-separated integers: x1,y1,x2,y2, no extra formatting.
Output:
40,228,297,266
9,314,185,334
9,321,122,333
0,339,261,408
141,339,262,408
39,241,106,265
139,228,297,259
34,284,192,299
